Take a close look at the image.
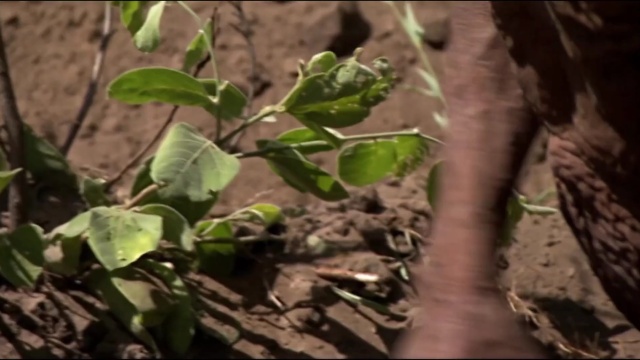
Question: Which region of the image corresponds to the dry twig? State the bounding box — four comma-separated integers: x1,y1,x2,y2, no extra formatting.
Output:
61,3,114,156
0,20,28,229
227,1,259,151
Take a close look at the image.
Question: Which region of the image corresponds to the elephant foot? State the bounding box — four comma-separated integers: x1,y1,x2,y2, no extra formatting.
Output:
393,266,549,359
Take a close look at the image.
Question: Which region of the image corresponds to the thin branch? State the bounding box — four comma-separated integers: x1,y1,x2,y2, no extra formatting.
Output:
61,3,114,156
227,0,258,151
0,21,28,229
104,11,216,191
123,183,159,210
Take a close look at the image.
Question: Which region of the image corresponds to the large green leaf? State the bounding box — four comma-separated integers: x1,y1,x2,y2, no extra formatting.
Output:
194,220,236,276
130,156,218,225
138,259,195,355
87,267,159,352
306,51,338,75
133,1,166,53
119,1,147,36
0,224,45,289
183,19,213,73
230,203,283,227
276,127,338,155
198,79,248,121
257,140,349,202
87,207,162,271
151,122,240,202
23,124,76,188
138,204,194,251
80,177,111,208
393,134,429,177
108,67,214,111
45,211,91,276
282,54,396,128
337,140,397,187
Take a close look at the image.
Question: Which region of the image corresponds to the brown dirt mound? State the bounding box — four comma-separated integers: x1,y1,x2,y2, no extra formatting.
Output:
1,1,640,359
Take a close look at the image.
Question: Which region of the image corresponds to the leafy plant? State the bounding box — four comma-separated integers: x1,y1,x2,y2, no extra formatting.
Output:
385,1,557,245
0,1,442,356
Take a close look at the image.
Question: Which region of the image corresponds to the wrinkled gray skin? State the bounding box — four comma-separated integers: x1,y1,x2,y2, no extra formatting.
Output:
394,1,640,358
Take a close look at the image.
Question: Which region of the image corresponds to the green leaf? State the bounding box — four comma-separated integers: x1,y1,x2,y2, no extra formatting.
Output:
108,67,214,110
426,160,442,211
151,123,240,202
257,140,349,202
198,79,248,120
80,177,111,208
131,157,218,225
338,140,397,187
111,265,175,327
195,219,233,238
282,55,396,129
87,207,162,271
194,220,236,276
298,119,344,149
86,267,160,352
306,51,337,75
276,127,338,155
119,1,147,36
45,211,91,276
138,204,194,251
23,124,76,188
138,259,195,355
50,211,91,240
393,134,429,177
133,1,166,53
0,168,21,195
0,224,45,289
183,19,212,73
231,203,283,227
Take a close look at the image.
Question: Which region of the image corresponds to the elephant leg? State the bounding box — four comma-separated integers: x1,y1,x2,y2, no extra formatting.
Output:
541,2,640,331
393,1,546,358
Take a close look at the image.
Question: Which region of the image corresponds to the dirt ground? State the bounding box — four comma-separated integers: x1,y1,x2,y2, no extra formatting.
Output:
0,1,639,359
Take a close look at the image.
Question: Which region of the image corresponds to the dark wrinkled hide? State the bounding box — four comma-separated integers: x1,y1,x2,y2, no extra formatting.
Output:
394,1,640,358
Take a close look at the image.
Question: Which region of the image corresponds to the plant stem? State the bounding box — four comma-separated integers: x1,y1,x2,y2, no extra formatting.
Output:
124,183,159,210
386,1,446,107
177,1,219,81
217,106,279,147
235,129,443,159
177,1,224,141
0,21,28,230
61,2,113,156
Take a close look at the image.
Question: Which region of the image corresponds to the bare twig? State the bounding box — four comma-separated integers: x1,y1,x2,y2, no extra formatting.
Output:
105,11,216,191
61,3,114,156
227,1,258,150
0,21,28,229
314,267,381,283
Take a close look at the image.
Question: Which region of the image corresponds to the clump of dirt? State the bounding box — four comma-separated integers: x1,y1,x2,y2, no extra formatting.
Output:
1,1,640,359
